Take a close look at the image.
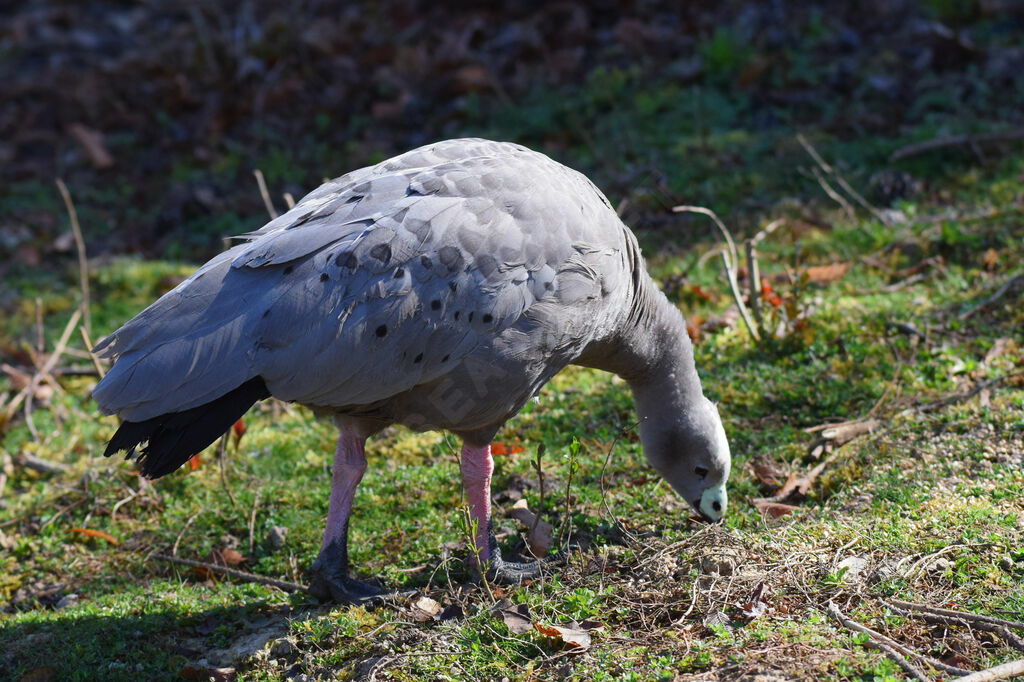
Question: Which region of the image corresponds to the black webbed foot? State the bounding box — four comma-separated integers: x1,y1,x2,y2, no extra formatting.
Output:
481,529,561,585
308,538,383,603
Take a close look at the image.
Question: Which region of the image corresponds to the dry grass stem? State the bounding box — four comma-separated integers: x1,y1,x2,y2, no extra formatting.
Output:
55,179,92,337
78,326,106,379
253,169,278,219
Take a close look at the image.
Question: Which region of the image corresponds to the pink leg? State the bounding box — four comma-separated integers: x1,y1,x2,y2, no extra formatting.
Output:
321,429,367,552
460,443,493,561
309,428,379,602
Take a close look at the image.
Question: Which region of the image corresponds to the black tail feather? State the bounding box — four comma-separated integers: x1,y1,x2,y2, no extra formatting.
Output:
104,377,271,478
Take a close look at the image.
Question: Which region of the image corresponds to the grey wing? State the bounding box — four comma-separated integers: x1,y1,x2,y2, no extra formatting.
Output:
93,139,627,421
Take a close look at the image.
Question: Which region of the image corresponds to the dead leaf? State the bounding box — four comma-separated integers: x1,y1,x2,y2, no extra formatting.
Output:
67,123,114,169
408,595,442,622
686,314,703,342
534,621,592,650
804,262,850,284
491,599,532,634
982,248,999,271
187,454,201,470
690,284,715,301
751,499,801,519
491,442,524,456
737,581,770,619
508,498,553,558
748,458,786,489
214,548,246,566
68,527,120,546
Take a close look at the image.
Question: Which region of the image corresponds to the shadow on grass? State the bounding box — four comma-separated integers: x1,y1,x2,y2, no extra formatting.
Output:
1,599,300,681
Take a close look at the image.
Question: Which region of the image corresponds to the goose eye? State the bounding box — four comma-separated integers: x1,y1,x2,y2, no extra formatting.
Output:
694,466,709,478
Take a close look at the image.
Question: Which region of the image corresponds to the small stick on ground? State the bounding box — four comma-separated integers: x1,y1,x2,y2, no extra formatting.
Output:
909,372,1024,415
881,600,1024,653
955,659,1024,682
886,599,1024,632
826,602,933,682
959,272,1024,320
152,553,307,593
253,169,278,220
891,128,1024,161
282,192,296,210
55,179,91,338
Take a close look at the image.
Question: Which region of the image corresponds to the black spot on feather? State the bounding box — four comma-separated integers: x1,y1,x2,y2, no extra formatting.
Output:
320,273,329,282
420,255,432,269
442,355,450,362
431,300,441,310
370,243,391,265
413,353,423,363
482,314,493,323
336,252,358,269
376,325,388,338
283,265,294,275
454,311,460,320
394,267,405,278
448,281,457,292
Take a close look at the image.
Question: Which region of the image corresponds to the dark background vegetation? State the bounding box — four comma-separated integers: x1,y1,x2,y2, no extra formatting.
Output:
3,0,1022,264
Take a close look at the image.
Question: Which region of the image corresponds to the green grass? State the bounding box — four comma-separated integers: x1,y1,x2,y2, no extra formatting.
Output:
2,155,1023,680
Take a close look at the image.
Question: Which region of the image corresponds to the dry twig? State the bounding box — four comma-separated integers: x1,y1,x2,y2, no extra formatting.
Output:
826,602,933,682
55,179,91,337
959,272,1024,320
891,129,1024,161
253,169,278,219
152,552,307,592
955,659,1024,682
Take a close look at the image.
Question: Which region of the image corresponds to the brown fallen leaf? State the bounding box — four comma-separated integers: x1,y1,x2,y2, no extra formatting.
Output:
804,262,850,284
408,595,442,622
737,580,770,619
534,621,593,650
67,123,114,169
748,458,786,489
213,548,246,566
751,499,801,519
491,598,532,635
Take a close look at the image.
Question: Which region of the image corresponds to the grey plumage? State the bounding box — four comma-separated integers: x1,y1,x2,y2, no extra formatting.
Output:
94,139,631,436
94,139,731,580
